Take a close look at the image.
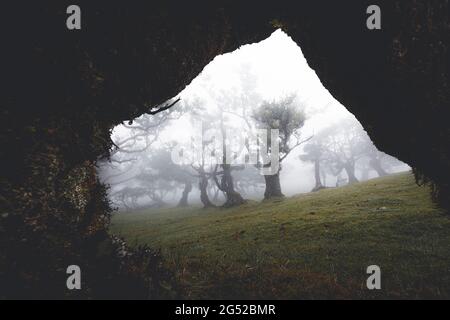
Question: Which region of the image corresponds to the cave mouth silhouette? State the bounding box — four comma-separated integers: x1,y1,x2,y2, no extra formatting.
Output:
0,2,448,299
101,29,411,207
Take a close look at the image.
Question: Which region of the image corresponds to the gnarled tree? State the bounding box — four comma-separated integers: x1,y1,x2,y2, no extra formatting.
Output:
253,94,310,199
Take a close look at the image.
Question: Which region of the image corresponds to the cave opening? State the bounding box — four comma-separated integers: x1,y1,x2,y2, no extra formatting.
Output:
99,30,410,211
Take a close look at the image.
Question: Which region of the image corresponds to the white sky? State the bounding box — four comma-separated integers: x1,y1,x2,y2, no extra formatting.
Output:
154,30,353,147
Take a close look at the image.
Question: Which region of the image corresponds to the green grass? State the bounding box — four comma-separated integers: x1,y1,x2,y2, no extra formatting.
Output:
111,172,450,299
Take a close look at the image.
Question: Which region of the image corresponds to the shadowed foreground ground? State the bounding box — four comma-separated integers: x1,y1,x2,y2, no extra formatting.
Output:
111,172,450,299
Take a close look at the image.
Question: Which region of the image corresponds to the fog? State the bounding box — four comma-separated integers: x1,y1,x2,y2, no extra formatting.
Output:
98,30,409,210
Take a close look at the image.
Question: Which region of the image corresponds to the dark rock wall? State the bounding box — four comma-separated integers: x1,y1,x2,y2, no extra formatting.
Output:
281,1,449,206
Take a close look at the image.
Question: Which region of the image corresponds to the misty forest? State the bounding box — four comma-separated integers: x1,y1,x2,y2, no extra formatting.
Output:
1,2,449,300
99,31,409,211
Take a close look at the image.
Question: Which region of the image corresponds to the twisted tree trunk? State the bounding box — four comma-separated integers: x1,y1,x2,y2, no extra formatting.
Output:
370,158,388,177
263,171,284,199
311,159,324,192
214,117,246,207
218,164,246,207
344,163,359,184
199,175,215,208
177,181,192,207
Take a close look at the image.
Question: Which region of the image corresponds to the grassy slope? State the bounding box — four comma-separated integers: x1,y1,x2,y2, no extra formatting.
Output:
111,172,450,299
